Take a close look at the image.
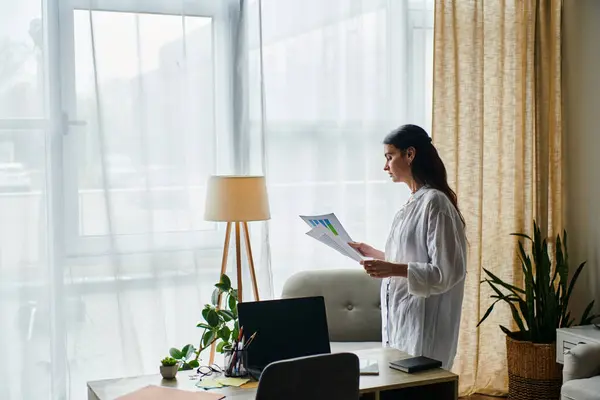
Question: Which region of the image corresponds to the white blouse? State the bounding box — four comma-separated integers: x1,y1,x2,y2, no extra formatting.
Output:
381,186,467,369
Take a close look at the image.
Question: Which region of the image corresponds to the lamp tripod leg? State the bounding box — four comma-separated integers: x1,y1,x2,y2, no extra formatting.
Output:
235,222,243,303
242,222,260,301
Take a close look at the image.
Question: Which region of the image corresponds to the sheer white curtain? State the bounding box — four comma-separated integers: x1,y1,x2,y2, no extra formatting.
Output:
244,0,434,295
0,1,271,399
1,0,433,398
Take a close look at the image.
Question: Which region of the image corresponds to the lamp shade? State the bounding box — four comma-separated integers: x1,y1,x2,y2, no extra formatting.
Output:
204,175,271,222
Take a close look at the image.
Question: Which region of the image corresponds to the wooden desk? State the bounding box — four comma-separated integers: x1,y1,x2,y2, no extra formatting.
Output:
87,347,458,400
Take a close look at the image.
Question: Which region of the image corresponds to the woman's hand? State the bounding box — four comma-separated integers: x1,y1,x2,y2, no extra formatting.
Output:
348,242,385,259
360,259,407,279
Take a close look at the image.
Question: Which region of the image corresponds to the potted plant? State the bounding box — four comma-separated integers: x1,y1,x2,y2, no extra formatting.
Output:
477,221,597,400
160,356,179,379
171,274,241,370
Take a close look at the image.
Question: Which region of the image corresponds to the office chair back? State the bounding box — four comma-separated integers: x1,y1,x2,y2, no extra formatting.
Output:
255,352,360,400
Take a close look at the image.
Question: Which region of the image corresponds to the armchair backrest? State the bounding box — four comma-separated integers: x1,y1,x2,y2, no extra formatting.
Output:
281,269,381,342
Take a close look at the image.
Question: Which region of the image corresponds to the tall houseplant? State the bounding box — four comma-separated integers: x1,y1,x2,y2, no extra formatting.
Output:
478,221,597,399
170,274,240,370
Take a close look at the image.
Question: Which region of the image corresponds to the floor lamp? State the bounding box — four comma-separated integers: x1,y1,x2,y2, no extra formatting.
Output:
204,175,270,364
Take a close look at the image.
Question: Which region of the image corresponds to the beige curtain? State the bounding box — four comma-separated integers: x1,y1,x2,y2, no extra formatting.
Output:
432,0,563,396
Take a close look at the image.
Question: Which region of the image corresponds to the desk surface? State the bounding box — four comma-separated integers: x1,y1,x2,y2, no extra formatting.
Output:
87,347,458,399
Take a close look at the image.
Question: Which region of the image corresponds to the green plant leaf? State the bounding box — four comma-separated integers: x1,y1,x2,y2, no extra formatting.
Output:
218,326,231,341
231,289,238,300
517,298,530,329
228,294,237,312
479,280,525,331
508,301,527,334
202,308,210,322
211,288,220,306
585,314,599,325
482,268,526,295
491,294,520,301
216,341,227,353
486,279,522,304
220,274,232,291
563,230,570,279
554,233,568,324
565,261,586,301
181,344,190,359
552,234,564,287
197,323,211,329
232,324,239,342
180,362,193,371
580,300,596,325
169,348,183,359
477,299,502,327
206,309,219,327
516,239,536,337
499,325,513,337
562,261,586,325
557,231,569,327
561,230,570,292
188,360,199,368
203,330,215,347
219,309,235,322
485,279,513,299
564,311,572,327
215,283,229,292
510,233,533,241
532,222,542,267
181,344,195,359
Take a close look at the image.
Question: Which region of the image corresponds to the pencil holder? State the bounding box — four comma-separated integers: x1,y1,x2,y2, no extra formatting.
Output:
223,348,248,377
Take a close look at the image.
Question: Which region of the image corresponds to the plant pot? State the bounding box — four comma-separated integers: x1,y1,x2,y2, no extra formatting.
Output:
506,336,562,400
223,348,248,377
160,365,179,380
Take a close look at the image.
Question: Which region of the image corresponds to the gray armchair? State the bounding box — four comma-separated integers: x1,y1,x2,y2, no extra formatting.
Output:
561,343,600,400
255,352,360,400
281,269,382,352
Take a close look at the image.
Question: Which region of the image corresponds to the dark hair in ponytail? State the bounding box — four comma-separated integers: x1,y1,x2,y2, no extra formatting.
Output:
383,124,465,226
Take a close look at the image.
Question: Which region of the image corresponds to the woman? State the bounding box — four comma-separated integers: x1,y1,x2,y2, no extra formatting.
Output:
349,124,467,370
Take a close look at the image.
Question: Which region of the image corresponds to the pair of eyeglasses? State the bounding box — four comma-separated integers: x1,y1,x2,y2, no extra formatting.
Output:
196,364,223,377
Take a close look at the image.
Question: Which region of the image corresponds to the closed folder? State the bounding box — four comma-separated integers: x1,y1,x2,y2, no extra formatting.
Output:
116,385,225,400
388,356,442,373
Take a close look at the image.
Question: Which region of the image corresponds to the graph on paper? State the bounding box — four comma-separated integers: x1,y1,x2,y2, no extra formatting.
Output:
307,218,339,236
299,213,364,262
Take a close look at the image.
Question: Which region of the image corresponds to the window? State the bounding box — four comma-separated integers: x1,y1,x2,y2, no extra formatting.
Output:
56,0,239,256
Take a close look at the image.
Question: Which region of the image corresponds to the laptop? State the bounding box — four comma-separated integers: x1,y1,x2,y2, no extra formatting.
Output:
237,296,331,378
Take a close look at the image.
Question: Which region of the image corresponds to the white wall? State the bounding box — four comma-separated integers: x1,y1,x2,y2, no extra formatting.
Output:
563,0,600,317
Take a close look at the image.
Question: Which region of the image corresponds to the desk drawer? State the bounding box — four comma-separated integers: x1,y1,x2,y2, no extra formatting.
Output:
556,332,587,364
562,339,579,352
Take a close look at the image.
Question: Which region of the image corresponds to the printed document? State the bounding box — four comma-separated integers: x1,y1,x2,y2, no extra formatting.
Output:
299,213,365,262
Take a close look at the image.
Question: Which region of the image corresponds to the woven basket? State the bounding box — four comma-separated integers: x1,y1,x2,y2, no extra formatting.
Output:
506,336,563,400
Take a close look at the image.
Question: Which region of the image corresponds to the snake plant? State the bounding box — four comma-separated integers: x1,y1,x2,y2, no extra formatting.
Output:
477,221,597,343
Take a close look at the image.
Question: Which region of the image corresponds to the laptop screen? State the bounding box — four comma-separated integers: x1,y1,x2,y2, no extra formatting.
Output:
237,296,331,370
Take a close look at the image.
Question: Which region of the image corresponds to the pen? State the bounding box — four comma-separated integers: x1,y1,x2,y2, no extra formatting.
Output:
244,332,257,348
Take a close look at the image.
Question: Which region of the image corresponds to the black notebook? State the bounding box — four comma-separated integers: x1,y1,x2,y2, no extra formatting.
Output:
389,356,442,373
